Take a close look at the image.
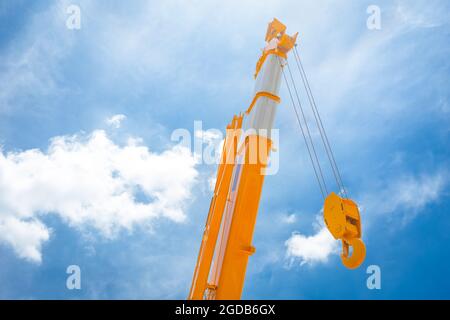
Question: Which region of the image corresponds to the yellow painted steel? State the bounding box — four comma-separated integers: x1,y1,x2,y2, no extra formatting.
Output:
188,115,243,300
189,18,297,300
189,18,364,301
245,91,281,115
254,49,287,79
208,135,272,300
323,192,366,269
265,18,287,42
254,18,298,78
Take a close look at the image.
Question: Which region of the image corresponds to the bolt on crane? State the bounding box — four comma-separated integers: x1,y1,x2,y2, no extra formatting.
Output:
189,18,366,300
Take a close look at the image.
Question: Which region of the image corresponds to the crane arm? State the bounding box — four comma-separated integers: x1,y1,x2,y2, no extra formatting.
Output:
189,18,366,300
189,18,297,300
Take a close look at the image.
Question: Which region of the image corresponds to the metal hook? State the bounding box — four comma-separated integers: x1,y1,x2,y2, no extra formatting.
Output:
323,192,366,269
340,238,366,269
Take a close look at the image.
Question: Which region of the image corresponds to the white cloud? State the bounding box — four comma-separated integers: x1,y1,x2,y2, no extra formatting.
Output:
395,2,448,29
194,129,224,165
106,114,127,128
0,1,76,113
281,213,297,224
285,224,338,266
361,170,448,224
194,129,222,145
0,217,50,263
386,173,446,211
0,129,198,263
285,171,448,265
284,170,448,267
208,175,216,192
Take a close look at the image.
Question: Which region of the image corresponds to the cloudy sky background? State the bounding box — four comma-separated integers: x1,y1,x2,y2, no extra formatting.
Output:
0,0,449,299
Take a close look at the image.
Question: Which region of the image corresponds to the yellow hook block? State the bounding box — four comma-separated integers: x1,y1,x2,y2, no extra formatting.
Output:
323,192,366,269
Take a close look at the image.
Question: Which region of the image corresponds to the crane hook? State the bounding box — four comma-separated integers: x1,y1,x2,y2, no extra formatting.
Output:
340,237,366,269
323,192,366,269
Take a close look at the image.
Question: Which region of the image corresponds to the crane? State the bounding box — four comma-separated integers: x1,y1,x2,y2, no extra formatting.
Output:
189,18,366,300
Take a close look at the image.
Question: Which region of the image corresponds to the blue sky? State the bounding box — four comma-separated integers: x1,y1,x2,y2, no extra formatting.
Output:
0,0,449,299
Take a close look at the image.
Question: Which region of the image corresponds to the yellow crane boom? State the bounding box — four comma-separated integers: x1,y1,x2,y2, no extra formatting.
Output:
189,18,365,300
